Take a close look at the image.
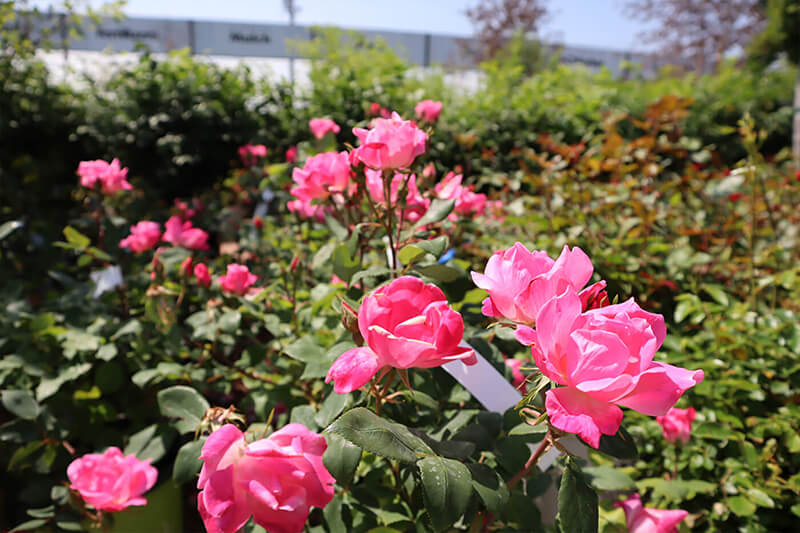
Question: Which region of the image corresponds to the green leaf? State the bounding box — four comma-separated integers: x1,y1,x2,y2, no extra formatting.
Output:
315,392,351,428
350,266,392,286
1,390,40,420
63,226,91,249
125,424,176,463
636,478,716,501
332,243,361,284
284,336,339,379
674,300,693,323
323,432,362,487
326,407,434,463
693,422,740,441
418,456,473,531
8,440,45,471
746,488,775,508
397,245,426,265
702,284,729,306
157,386,210,434
173,439,205,484
415,199,455,227
728,496,757,516
557,457,598,533
597,425,638,459
415,264,462,282
36,362,92,401
583,465,636,491
218,310,241,332
415,236,449,258
10,519,48,532
467,463,509,514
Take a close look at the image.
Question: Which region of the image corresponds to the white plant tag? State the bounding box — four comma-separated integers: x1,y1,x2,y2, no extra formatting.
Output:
89,265,123,298
442,343,579,471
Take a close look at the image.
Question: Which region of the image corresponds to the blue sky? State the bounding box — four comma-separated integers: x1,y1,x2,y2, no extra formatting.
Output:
79,0,650,52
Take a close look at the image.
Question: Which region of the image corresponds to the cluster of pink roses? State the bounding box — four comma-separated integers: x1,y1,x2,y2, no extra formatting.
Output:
78,159,133,194
120,216,210,254
435,171,488,219
472,243,704,448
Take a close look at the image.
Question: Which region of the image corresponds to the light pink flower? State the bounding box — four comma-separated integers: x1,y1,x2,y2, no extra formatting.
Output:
352,112,427,170
414,99,443,122
162,215,210,251
471,243,606,327
217,264,258,296
238,144,267,167
290,151,352,204
524,289,704,448
119,221,161,253
615,494,688,533
194,263,212,288
197,423,335,533
325,276,477,394
287,198,327,222
77,159,133,194
309,118,341,140
67,447,157,512
656,407,697,444
364,169,430,223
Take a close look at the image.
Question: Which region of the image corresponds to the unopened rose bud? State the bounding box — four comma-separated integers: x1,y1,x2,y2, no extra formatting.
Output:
340,299,363,345
253,216,264,230
290,255,300,273
180,256,194,277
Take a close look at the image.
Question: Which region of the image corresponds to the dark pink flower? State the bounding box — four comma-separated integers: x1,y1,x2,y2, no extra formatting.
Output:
656,407,697,444
162,216,210,251
218,264,258,296
238,144,267,167
194,263,212,287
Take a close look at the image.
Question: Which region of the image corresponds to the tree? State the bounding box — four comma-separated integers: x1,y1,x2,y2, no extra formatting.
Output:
465,0,549,61
624,0,765,73
748,0,800,165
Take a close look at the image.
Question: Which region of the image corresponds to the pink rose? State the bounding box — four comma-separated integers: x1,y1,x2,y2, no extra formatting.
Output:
181,256,194,277
364,169,430,223
197,423,335,533
435,172,487,219
414,99,443,122
656,407,697,444
162,216,210,251
352,112,427,170
77,159,133,194
505,358,527,394
218,264,258,296
471,243,606,327
67,447,157,512
194,263,212,287
238,144,267,167
287,199,327,222
325,276,477,394
290,151,352,204
615,494,688,533
286,145,298,164
524,289,704,448
119,221,161,253
309,118,341,140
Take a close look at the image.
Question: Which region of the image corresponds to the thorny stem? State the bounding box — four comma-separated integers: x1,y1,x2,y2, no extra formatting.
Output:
383,169,398,276
507,431,553,490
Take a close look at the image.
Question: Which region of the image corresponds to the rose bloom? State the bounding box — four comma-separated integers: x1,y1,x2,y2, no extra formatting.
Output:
471,243,608,327
615,494,688,533
364,169,430,223
197,423,335,533
180,256,194,277
505,358,527,394
352,112,427,170
326,276,477,394
194,263,212,287
285,145,298,164
238,144,267,167
656,406,697,444
287,198,327,222
67,447,157,512
518,289,704,448
162,215,210,251
308,118,341,139
414,99,443,122
435,172,488,219
77,159,133,194
218,264,258,296
290,151,352,205
119,221,161,253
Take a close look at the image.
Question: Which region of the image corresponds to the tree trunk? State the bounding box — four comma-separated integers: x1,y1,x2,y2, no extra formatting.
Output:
794,68,800,168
